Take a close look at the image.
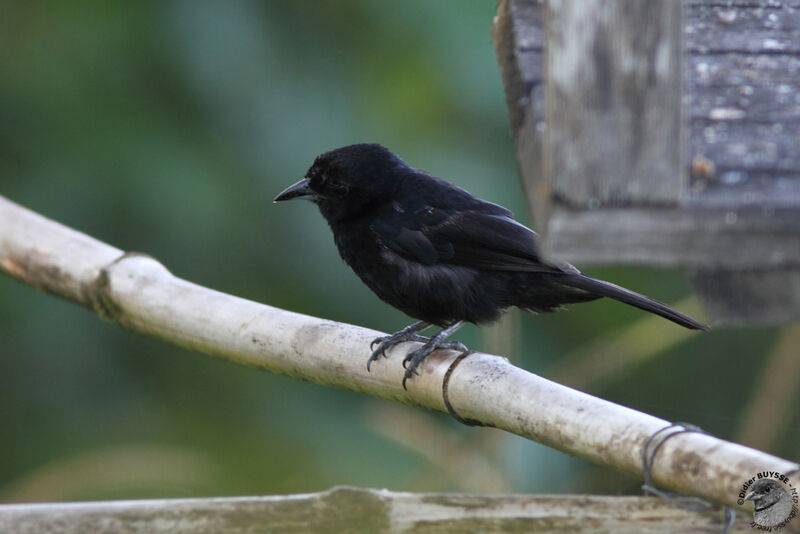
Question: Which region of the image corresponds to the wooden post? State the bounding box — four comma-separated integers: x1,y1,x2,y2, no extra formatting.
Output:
545,0,684,208
494,0,800,324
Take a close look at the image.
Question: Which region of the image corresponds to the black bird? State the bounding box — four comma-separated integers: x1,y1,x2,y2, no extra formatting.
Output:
275,144,708,387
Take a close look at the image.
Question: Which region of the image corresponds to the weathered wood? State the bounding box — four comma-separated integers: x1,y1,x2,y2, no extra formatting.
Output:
493,0,549,231
546,0,684,206
546,203,800,269
493,0,800,324
687,1,800,198
0,487,754,533
495,0,800,262
685,0,800,324
493,0,545,135
688,1,800,55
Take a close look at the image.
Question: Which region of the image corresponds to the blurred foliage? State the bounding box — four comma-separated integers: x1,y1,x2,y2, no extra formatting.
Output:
0,1,795,503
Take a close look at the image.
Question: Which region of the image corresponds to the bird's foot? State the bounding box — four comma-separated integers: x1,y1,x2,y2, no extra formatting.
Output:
367,326,430,372
402,340,470,390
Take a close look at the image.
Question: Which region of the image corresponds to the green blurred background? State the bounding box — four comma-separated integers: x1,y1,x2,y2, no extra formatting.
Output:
0,1,795,502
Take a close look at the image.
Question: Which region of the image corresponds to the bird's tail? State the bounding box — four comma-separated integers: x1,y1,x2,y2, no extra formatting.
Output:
554,273,709,331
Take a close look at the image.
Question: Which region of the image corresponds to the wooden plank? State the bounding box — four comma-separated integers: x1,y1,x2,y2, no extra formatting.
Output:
494,0,800,324
688,1,800,55
545,0,684,206
493,0,800,264
547,203,800,269
687,2,800,198
684,0,800,325
0,488,752,533
493,0,545,134
493,0,550,232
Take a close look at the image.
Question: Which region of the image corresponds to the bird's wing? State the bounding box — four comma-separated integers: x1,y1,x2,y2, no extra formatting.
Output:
371,202,570,274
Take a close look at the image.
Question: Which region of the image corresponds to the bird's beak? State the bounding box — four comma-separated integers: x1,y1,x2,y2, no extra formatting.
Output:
744,491,755,502
274,178,314,202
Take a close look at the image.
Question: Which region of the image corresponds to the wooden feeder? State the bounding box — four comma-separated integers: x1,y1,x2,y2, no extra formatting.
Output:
493,0,800,325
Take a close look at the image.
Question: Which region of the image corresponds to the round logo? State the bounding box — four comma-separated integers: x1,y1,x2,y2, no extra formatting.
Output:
738,472,798,530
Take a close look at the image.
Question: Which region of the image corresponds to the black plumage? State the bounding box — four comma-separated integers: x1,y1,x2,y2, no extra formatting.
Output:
275,144,707,387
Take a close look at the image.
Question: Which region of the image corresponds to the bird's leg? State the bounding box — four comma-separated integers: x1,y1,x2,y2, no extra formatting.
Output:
402,320,469,389
367,321,431,371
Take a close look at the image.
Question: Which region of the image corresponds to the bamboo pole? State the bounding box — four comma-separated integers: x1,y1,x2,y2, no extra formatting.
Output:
0,195,797,510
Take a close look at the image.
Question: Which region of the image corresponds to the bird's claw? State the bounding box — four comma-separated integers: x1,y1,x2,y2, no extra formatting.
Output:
402,340,467,368
366,346,387,372
366,348,384,372
366,321,468,388
402,368,418,390
401,341,471,389
366,332,430,372
440,340,468,353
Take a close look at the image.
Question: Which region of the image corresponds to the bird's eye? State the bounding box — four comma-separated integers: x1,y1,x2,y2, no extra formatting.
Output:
308,172,329,191
309,171,347,196
328,181,349,196
765,487,771,492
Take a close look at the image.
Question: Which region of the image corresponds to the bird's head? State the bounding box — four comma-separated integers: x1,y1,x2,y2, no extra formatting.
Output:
274,144,406,223
745,478,787,511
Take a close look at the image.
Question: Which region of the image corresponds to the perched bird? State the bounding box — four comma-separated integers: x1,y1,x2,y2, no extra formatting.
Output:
745,478,794,527
275,144,708,387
